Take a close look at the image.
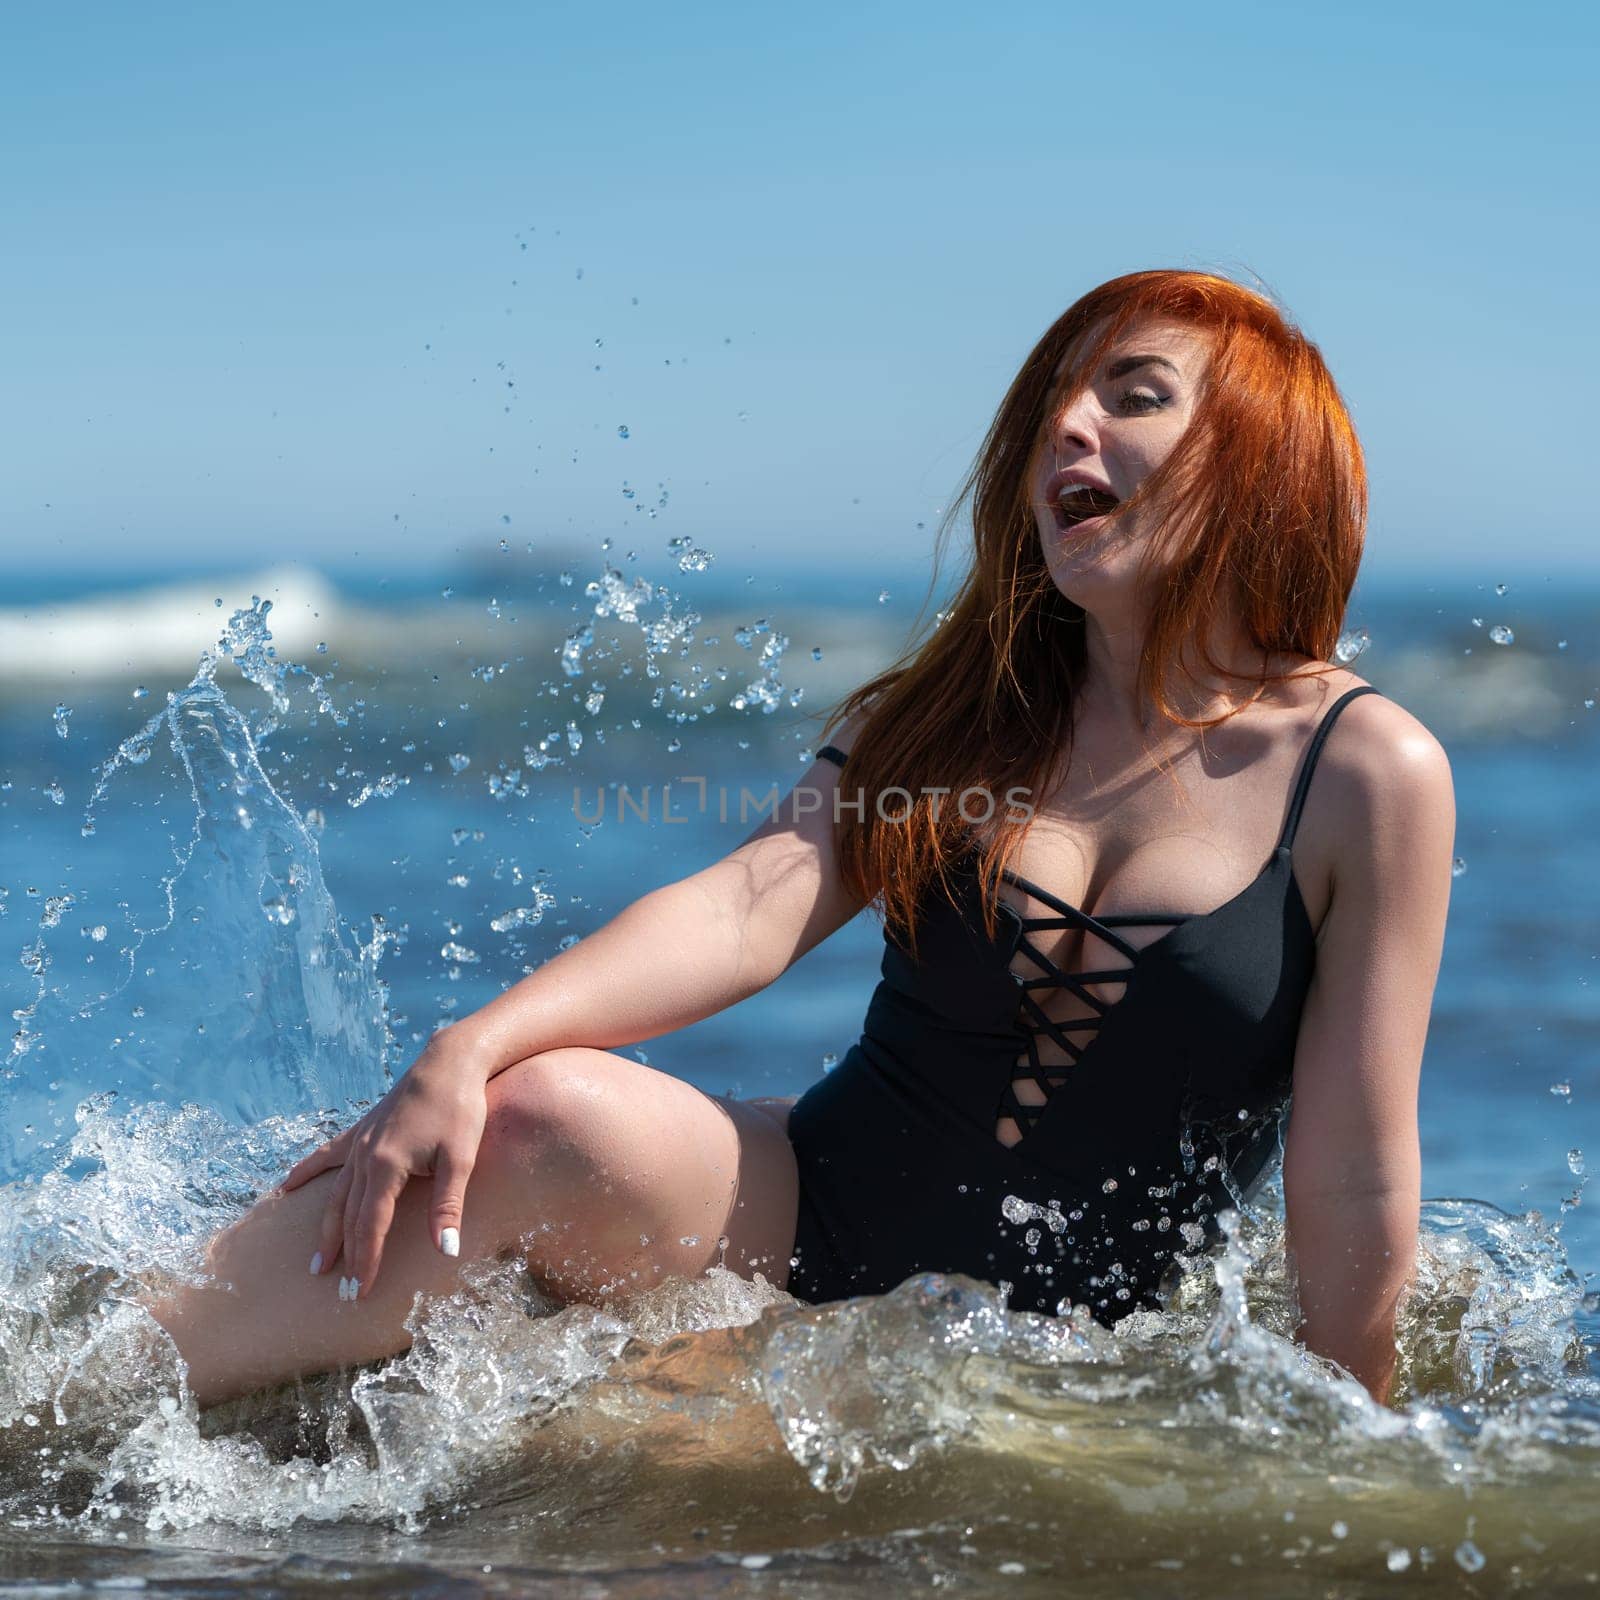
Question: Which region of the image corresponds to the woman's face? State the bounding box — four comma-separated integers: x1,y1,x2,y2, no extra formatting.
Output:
1028,316,1211,609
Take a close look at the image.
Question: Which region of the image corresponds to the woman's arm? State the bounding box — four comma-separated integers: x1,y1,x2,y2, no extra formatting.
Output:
281,719,871,1288
1279,698,1456,1405
447,739,867,1074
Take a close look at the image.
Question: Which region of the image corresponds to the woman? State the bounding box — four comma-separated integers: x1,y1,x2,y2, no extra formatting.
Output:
145,270,1455,1410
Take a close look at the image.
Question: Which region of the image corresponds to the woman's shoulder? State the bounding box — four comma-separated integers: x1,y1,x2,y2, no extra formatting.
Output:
1293,665,1449,780
1286,666,1455,854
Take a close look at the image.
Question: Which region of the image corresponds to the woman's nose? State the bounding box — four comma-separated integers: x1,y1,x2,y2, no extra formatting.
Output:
1049,392,1099,454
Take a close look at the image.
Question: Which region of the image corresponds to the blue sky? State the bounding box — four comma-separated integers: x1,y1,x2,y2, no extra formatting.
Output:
4,0,1595,584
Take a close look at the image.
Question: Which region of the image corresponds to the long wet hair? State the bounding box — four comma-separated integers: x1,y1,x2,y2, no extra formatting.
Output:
819,269,1366,954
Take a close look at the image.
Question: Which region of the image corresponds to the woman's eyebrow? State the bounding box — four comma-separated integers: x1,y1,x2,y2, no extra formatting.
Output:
1105,354,1181,380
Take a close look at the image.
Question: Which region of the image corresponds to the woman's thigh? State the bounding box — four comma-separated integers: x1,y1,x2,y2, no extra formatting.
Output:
143,1054,801,1407
473,1049,802,1295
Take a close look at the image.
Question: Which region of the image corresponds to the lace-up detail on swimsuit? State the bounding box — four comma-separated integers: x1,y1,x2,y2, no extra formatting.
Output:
810,682,1378,1156
994,878,1189,1144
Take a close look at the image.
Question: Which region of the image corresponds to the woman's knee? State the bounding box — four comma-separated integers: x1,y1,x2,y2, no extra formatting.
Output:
476,1048,607,1175
462,1049,797,1295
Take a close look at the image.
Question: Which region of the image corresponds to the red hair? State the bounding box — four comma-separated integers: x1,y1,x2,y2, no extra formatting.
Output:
820,269,1366,955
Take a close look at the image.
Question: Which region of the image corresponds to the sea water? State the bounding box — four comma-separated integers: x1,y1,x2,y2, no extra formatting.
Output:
0,555,1597,1596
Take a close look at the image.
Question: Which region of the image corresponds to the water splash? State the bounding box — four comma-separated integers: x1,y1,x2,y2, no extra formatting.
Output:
2,601,390,1180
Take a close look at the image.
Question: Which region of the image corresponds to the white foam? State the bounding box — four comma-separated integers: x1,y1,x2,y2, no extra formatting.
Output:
0,566,341,683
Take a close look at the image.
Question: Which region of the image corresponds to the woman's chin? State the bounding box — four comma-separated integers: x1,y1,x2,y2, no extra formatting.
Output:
1042,538,1132,606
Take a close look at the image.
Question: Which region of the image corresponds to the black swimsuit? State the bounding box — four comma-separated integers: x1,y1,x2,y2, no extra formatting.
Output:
785,684,1380,1324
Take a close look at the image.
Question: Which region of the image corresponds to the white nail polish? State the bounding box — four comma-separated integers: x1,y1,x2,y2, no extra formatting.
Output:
309,1251,323,1276
440,1227,460,1258
349,1277,361,1300
338,1276,350,1301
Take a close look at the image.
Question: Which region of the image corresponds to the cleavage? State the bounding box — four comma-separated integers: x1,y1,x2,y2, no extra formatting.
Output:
988,834,1247,1149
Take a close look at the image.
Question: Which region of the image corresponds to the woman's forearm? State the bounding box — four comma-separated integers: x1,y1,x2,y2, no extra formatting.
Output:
439,851,842,1081
1284,1187,1419,1406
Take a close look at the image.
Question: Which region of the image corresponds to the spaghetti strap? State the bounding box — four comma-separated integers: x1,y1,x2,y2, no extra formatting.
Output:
1276,685,1381,851
815,744,849,767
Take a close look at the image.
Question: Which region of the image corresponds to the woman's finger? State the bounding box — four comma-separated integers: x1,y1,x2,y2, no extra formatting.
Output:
349,1160,409,1293
337,1164,370,1298
431,1143,475,1260
314,1158,358,1276
280,1123,357,1193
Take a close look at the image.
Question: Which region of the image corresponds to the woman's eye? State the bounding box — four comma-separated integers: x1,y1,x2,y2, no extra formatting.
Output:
1118,389,1167,415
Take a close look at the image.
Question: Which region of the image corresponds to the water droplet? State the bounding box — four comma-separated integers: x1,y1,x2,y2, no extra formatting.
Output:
821,1051,838,1073
131,685,149,699
1489,624,1514,646
261,896,296,926
877,589,891,605
44,781,65,806
1454,1541,1486,1574
441,586,454,599
1333,627,1369,664
449,753,471,774
490,895,556,933
1451,857,1467,878
811,646,823,662
1101,1177,1118,1193
617,425,630,440
440,941,480,964
1330,1520,1348,1539
1550,1081,1572,1099
1558,638,1568,650
1494,582,1508,596
1569,1148,1585,1176
52,703,72,739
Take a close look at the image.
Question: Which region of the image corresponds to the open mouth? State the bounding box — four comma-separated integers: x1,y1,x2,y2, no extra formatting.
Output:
1046,473,1122,530
1056,485,1121,524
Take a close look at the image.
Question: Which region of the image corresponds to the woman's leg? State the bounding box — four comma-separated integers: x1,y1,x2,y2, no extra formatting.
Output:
141,1048,800,1408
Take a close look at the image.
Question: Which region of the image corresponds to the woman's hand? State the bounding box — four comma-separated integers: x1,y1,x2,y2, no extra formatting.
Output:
278,1038,489,1298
